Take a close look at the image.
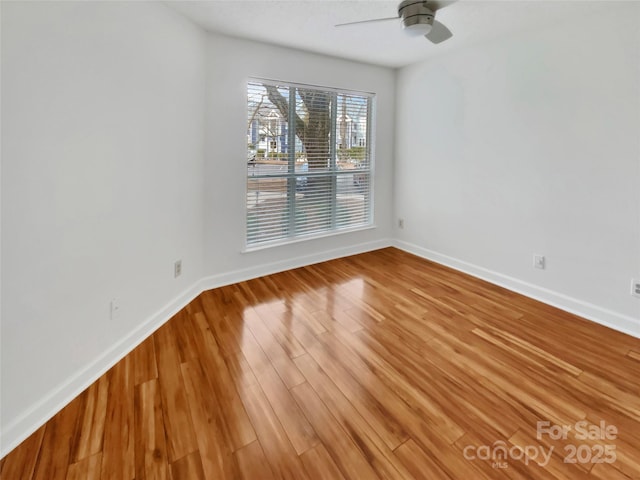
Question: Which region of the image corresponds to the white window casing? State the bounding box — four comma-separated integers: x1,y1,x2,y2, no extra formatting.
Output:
246,79,374,249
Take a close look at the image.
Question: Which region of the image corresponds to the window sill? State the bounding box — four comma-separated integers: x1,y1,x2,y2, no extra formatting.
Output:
242,224,377,253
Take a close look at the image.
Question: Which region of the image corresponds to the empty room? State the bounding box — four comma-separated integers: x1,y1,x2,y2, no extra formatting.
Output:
1,0,639,479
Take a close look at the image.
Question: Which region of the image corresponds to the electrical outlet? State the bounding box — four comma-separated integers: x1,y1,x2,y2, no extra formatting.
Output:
398,218,405,229
533,255,545,270
174,260,182,278
632,279,640,298
110,298,121,320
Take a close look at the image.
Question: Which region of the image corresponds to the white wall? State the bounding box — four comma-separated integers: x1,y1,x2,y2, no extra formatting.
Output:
203,34,395,285
8,0,638,461
395,3,640,335
0,4,396,456
1,1,206,454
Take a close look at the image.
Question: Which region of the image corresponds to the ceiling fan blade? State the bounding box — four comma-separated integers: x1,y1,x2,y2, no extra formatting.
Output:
335,17,398,28
425,0,457,12
425,20,453,44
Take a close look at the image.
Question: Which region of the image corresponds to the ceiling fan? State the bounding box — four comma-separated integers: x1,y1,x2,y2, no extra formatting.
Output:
336,0,456,44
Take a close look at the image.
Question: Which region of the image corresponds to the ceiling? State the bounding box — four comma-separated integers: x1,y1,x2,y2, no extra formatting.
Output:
165,0,613,68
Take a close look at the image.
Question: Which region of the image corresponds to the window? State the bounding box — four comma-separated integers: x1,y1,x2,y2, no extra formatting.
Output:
246,79,374,248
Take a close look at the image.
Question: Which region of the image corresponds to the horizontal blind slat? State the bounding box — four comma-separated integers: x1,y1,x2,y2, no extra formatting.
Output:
247,80,372,247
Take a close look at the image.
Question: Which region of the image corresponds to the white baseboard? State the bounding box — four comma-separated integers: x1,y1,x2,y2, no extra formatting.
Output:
394,240,640,339
0,237,393,458
200,238,393,291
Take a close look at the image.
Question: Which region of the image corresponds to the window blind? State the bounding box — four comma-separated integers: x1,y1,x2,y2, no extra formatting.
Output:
246,79,373,247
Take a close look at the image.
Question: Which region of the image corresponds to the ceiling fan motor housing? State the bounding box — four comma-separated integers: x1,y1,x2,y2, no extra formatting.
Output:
398,0,435,32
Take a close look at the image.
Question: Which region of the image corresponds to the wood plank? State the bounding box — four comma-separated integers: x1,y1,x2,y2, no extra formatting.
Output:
131,336,159,386
198,292,243,359
403,316,587,427
228,311,319,455
65,453,101,480
254,303,307,358
475,325,583,376
590,463,634,480
197,296,258,389
100,355,135,480
452,432,533,480
0,425,45,480
70,375,109,462
32,394,82,480
352,322,523,441
190,312,257,450
311,309,362,334
180,361,241,479
394,439,452,480
508,429,592,480
235,440,277,480
244,306,306,389
168,451,205,480
222,349,259,390
290,382,380,480
238,382,310,480
134,379,169,480
299,444,347,480
294,353,413,480
171,309,201,364
576,371,640,422
153,322,198,462
282,314,409,451
250,361,319,456
320,329,465,444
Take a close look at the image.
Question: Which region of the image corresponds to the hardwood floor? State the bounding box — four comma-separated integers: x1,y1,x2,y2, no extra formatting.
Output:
2,247,639,479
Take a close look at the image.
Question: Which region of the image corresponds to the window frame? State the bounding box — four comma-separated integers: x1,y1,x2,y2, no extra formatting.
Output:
244,78,376,251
